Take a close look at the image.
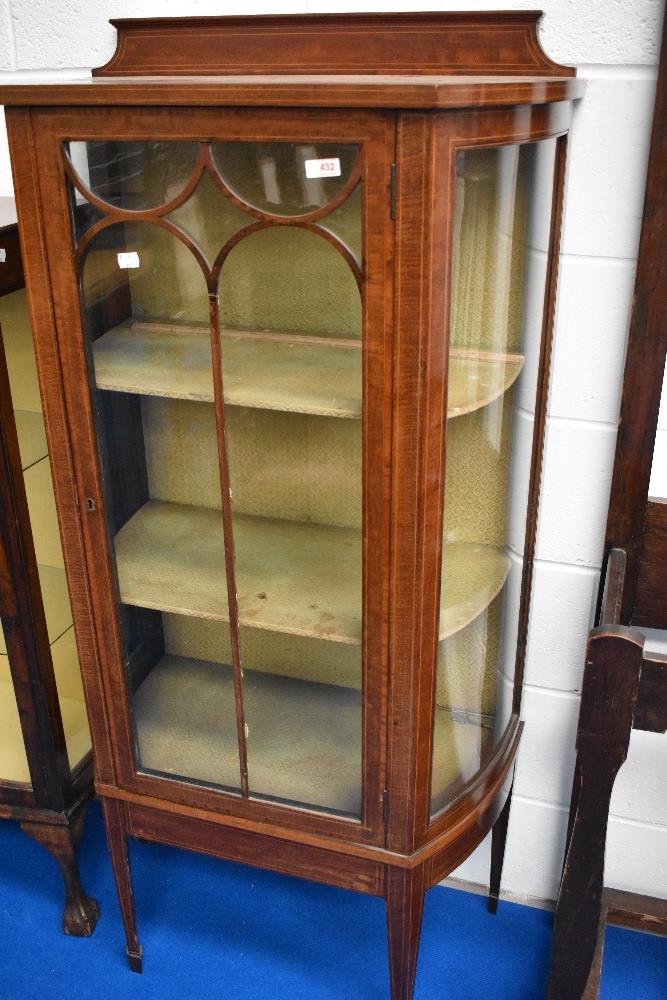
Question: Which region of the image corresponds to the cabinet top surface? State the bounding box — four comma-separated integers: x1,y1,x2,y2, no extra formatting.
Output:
0,74,583,110
0,11,581,110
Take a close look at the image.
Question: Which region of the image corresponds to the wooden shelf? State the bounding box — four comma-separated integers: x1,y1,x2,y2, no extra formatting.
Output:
38,564,73,645
115,500,509,645
0,564,72,656
92,321,523,420
14,409,48,469
0,669,89,784
448,348,524,418
93,322,362,419
0,289,43,414
133,654,487,817
0,674,31,784
438,543,509,639
117,500,361,644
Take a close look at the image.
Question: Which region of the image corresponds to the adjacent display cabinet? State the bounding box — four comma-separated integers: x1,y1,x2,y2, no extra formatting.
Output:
0,200,97,934
0,12,583,997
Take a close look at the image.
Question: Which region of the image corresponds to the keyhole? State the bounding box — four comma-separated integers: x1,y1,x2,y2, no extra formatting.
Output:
86,497,96,512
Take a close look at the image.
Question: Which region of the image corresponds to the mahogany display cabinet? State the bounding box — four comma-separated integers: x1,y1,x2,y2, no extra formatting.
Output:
0,199,97,934
0,12,583,998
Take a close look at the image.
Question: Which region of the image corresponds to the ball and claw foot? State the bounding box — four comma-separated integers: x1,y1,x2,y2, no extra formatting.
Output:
63,894,100,937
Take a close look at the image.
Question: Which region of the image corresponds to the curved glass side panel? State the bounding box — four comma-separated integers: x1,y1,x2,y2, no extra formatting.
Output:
211,141,360,217
431,139,557,817
0,286,91,775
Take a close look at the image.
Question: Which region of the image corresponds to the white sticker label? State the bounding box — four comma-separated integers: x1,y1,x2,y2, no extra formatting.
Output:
305,157,341,179
117,251,140,269
0,249,6,263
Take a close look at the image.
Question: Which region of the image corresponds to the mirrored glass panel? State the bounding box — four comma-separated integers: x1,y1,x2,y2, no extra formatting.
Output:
0,287,91,774
431,139,557,817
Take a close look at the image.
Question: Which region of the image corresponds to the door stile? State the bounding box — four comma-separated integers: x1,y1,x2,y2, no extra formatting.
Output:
387,112,451,855
359,112,395,840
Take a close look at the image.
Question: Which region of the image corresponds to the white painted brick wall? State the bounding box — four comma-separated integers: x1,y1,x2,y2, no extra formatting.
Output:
0,0,665,905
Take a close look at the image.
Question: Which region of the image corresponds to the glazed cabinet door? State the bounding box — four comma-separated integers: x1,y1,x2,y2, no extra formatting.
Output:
29,108,393,844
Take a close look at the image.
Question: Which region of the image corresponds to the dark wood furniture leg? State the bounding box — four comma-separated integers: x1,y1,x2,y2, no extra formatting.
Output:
487,780,513,914
21,807,100,936
385,864,427,1000
101,797,142,972
547,626,644,1000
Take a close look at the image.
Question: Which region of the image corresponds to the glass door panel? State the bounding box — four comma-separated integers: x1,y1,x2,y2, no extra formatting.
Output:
0,287,91,775
77,208,242,794
210,141,360,217
217,180,363,815
70,138,364,817
431,139,557,817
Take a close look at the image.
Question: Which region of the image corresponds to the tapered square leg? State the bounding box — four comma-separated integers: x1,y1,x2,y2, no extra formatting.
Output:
385,864,427,1000
101,797,142,972
21,808,100,936
487,781,513,914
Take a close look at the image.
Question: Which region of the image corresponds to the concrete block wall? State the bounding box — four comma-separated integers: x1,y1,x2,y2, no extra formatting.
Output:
1,0,665,906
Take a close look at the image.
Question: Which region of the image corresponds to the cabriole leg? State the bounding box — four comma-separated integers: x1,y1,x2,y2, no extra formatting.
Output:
101,797,142,972
385,864,427,1000
21,809,100,936
487,781,513,914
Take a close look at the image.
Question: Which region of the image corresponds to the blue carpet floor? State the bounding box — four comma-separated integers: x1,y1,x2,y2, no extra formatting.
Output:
0,802,664,999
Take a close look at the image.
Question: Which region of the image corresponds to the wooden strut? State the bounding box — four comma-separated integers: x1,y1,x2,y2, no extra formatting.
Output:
547,549,667,998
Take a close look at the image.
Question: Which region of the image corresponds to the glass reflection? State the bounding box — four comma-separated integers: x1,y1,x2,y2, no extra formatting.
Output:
68,140,199,212
431,139,557,817
212,141,360,217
